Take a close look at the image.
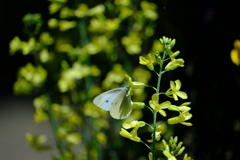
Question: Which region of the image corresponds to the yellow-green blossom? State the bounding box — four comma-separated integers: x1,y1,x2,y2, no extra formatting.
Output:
149,94,171,116
119,6,133,19
39,32,54,45
120,120,146,142
48,18,58,29
132,102,145,109
168,111,192,126
34,109,48,123
140,1,158,20
139,54,155,70
121,32,142,54
87,4,105,16
166,80,188,101
147,131,161,142
183,154,192,160
66,132,82,144
165,58,184,70
9,36,21,55
114,0,131,6
75,3,88,18
49,2,62,14
25,133,50,151
22,37,36,55
148,152,153,160
122,120,146,129
96,132,107,145
60,7,74,18
39,49,53,63
59,20,76,31
102,64,126,89
119,127,141,142
168,102,191,113
124,74,145,96
163,150,177,160
230,39,240,66
178,146,185,155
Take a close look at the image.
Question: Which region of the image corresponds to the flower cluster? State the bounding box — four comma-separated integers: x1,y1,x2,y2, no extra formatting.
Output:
119,36,193,160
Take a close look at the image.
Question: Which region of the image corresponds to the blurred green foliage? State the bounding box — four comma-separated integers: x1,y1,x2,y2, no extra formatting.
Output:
9,0,164,159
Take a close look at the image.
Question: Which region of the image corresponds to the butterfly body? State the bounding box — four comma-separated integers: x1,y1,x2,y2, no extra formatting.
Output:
93,86,132,119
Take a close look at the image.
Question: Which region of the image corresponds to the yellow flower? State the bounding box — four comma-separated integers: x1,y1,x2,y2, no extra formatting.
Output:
163,150,177,160
183,154,192,160
230,39,240,66
119,7,133,19
119,127,141,142
139,54,155,70
75,3,88,18
39,49,53,63
122,120,146,129
166,80,187,101
49,2,62,14
39,32,54,45
22,37,36,55
59,20,76,31
96,132,107,145
66,132,82,144
147,131,161,142
148,152,153,160
120,120,146,142
87,4,105,16
121,32,142,54
168,111,192,126
9,36,21,55
149,94,170,116
114,0,131,6
102,64,126,89
60,7,74,18
25,133,50,151
168,102,191,113
165,58,184,70
124,74,145,96
140,1,158,20
48,18,58,29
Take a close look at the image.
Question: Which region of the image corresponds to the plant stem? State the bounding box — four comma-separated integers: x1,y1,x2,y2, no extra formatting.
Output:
141,140,152,151
153,50,167,160
152,111,157,160
156,51,166,94
45,93,63,156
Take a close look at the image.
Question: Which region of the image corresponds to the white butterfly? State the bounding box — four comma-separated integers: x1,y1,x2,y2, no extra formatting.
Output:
93,85,132,119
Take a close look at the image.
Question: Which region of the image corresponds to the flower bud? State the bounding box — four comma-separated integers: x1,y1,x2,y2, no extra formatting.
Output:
170,51,180,58
176,141,183,150
132,102,145,109
155,51,161,64
178,146,185,155
173,136,178,144
169,39,176,48
132,81,145,89
163,36,168,44
159,38,163,44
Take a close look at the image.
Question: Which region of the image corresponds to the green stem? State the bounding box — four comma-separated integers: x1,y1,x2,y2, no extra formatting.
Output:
156,51,166,94
152,111,158,160
141,140,152,151
153,50,167,160
45,93,63,156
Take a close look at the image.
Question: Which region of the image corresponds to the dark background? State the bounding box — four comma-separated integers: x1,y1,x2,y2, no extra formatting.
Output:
1,0,240,160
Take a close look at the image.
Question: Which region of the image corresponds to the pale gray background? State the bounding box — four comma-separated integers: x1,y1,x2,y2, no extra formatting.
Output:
0,94,57,160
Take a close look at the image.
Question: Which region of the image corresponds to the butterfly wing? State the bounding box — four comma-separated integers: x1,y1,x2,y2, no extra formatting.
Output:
110,86,132,119
93,87,125,111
